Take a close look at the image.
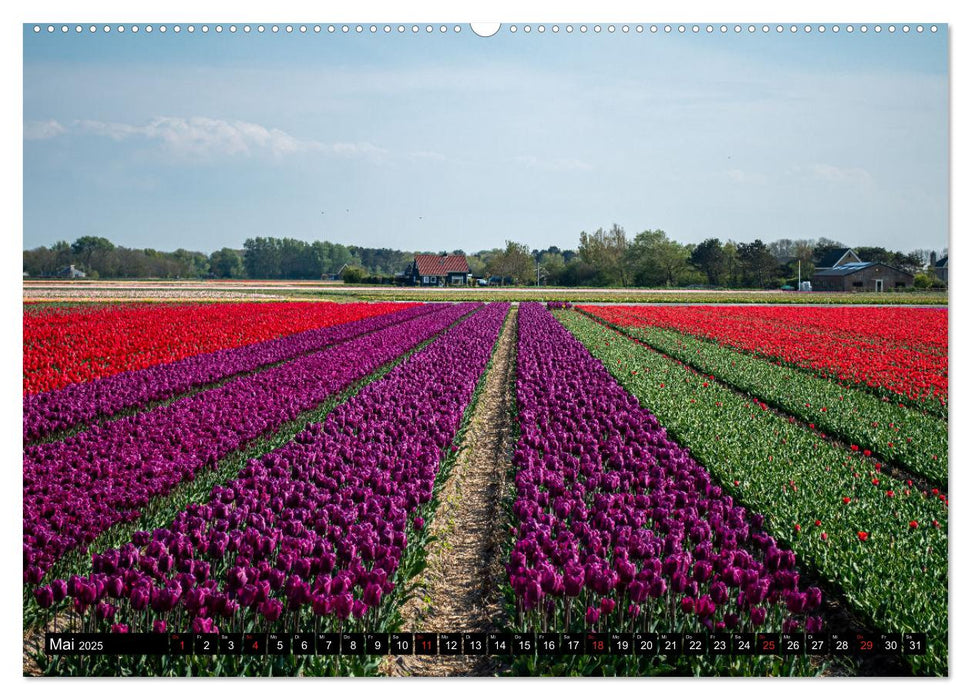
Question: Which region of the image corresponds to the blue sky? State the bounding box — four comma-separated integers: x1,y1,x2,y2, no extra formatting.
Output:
23,23,948,254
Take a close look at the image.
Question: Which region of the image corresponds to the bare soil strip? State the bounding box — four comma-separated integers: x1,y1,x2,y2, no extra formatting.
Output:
385,307,518,677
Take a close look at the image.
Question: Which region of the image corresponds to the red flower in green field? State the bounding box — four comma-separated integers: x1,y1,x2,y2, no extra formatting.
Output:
863,449,871,457
820,532,828,541
909,521,919,529
851,444,859,452
843,497,851,504
794,524,801,532
872,478,880,486
814,520,821,527
886,490,894,498
858,531,868,542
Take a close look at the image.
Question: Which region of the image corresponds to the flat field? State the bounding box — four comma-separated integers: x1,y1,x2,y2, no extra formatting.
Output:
22,293,948,677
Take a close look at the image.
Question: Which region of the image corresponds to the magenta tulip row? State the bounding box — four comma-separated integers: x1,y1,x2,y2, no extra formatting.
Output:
508,303,822,634
32,304,510,637
24,303,479,581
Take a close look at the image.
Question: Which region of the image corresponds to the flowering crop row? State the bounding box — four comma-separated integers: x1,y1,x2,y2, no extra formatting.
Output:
24,303,479,581
581,305,948,411
556,310,947,675
509,304,822,674
31,304,509,665
579,311,947,488
745,305,948,355
24,301,414,394
24,303,443,443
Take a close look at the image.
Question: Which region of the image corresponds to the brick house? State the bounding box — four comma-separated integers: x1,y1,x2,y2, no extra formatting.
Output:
404,254,471,286
811,261,914,292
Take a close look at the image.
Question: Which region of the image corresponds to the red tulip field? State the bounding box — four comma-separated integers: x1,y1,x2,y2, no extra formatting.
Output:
23,300,948,677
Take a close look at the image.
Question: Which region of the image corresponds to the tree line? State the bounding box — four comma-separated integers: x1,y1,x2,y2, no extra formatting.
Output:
23,230,946,288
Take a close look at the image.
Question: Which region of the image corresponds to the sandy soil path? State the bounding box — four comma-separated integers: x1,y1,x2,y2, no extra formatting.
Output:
385,307,518,677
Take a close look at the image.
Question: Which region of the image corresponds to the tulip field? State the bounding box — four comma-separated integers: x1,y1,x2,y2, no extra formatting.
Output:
23,299,947,677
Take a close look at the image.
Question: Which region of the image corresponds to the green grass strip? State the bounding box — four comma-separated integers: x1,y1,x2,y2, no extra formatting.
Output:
555,310,947,676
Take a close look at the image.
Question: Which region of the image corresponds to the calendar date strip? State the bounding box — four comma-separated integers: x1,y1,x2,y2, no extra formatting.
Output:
44,631,927,657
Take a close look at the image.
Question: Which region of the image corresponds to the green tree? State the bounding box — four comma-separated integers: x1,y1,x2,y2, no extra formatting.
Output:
243,237,282,279
172,249,210,278
627,229,690,287
489,240,535,285
71,236,115,271
689,238,727,286
578,224,630,286
341,264,367,284
209,248,244,278
737,239,779,288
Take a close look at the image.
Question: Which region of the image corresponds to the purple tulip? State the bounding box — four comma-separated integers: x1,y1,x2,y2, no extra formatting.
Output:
585,607,600,627
333,593,353,621
191,617,219,634
750,606,767,627
33,586,54,609
259,599,283,623
695,595,717,618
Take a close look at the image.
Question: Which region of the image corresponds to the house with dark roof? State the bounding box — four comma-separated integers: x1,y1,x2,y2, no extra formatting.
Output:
812,261,913,292
932,255,948,286
816,248,862,270
404,254,471,286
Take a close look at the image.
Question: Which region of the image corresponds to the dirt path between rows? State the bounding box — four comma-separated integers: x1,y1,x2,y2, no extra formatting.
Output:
384,307,518,677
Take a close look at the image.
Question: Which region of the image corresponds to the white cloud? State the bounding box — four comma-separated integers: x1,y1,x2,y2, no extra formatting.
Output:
24,119,66,140
791,163,874,187
30,116,387,162
73,116,321,159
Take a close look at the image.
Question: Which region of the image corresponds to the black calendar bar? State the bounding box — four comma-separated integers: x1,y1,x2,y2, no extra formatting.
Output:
43,631,928,657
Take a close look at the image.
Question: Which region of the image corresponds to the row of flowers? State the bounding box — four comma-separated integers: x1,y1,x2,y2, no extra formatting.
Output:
30,303,509,646
556,309,947,675
24,303,479,581
509,303,823,653
24,301,415,394
579,307,947,488
580,305,948,412
24,303,441,442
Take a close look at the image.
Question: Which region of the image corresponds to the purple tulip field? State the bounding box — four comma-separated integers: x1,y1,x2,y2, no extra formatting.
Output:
23,299,946,677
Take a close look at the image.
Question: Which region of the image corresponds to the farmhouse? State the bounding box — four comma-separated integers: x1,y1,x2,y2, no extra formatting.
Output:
405,254,471,286
816,248,862,269
811,261,913,292
932,255,948,286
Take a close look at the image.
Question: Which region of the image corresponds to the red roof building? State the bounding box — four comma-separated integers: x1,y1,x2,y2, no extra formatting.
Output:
405,254,471,286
